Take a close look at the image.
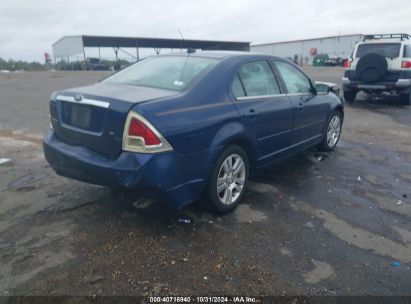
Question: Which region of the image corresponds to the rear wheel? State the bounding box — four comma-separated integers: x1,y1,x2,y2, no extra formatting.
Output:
206,145,249,214
318,112,342,152
399,93,411,105
343,90,357,103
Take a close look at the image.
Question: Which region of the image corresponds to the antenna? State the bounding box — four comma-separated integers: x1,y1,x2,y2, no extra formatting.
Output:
178,30,184,53
178,29,185,40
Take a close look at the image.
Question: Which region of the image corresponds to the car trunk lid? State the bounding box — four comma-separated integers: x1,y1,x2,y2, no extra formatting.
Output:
50,83,178,158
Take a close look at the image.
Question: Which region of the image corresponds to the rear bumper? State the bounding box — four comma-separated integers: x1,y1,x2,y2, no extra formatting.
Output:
342,77,411,93
43,129,215,209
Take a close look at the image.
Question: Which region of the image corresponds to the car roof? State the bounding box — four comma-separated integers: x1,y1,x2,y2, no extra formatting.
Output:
157,50,271,60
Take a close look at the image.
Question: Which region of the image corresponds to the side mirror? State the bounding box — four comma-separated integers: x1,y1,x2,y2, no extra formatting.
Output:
315,83,331,95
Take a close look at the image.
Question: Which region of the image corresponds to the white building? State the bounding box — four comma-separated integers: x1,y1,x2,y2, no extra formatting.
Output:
251,34,363,65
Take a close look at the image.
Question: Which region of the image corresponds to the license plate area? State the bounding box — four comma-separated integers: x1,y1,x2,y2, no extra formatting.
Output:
62,102,106,132
71,105,91,129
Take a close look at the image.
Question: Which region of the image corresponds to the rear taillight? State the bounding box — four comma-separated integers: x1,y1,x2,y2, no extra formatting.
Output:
343,60,351,68
128,118,161,146
122,111,172,153
401,61,411,69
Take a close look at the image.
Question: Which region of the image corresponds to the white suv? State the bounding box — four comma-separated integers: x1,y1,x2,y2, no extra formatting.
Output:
342,33,411,105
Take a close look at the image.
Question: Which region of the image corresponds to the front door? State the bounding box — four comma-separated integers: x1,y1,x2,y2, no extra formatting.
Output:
272,60,329,151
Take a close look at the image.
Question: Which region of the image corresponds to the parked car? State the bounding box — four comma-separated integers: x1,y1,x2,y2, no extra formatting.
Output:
43,52,344,213
85,58,110,71
323,58,343,67
342,33,411,105
323,59,337,67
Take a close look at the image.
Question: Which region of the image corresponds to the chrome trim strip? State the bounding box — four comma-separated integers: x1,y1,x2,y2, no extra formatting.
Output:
236,94,287,101
56,95,76,102
286,93,312,97
236,93,312,101
56,95,110,109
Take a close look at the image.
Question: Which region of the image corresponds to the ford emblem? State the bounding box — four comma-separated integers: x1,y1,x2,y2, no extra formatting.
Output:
74,95,83,102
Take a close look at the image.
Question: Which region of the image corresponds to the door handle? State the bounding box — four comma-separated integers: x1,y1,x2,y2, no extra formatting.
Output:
245,109,256,121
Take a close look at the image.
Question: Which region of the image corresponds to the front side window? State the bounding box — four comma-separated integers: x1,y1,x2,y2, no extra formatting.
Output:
274,60,312,94
103,56,217,91
237,61,280,97
355,43,401,59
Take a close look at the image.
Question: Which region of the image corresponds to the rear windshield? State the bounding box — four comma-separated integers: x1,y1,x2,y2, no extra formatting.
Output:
356,43,401,59
103,56,217,91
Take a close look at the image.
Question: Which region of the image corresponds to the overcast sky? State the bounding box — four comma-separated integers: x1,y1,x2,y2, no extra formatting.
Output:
1,0,410,62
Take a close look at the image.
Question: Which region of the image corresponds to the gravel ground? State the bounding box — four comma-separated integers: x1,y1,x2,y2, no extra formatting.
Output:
0,67,410,296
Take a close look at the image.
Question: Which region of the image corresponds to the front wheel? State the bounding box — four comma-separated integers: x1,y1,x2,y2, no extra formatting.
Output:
206,145,249,214
318,112,342,152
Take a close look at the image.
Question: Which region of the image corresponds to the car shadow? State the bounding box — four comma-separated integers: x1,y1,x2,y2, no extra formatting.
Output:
104,149,321,225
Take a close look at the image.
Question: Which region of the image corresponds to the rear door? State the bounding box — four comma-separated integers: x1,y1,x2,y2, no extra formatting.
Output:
271,60,329,151
231,59,293,167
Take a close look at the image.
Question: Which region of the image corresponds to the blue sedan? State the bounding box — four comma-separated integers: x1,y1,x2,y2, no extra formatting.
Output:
43,51,344,213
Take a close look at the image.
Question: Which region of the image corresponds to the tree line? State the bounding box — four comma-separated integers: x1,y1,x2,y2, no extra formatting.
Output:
0,58,46,71
0,58,131,71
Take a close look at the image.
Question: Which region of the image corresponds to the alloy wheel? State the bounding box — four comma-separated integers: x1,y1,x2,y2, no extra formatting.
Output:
327,115,341,148
216,154,246,205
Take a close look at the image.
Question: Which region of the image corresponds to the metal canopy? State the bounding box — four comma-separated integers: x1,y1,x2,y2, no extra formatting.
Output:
82,35,250,50
52,35,250,59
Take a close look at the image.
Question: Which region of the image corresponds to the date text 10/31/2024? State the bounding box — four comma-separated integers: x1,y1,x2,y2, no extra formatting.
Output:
149,296,258,303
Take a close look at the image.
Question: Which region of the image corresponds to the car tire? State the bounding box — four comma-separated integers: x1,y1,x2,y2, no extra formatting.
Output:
206,145,249,214
318,112,343,152
343,90,357,103
399,93,411,105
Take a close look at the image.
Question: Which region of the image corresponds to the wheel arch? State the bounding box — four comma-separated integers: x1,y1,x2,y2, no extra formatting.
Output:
227,137,256,175
335,104,344,121
209,121,257,175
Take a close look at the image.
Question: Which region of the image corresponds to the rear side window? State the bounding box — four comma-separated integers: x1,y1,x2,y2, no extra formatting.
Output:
231,74,245,98
355,43,401,59
237,61,280,97
404,45,411,58
273,60,312,94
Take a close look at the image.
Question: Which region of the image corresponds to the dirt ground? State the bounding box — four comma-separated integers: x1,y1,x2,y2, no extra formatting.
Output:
0,67,410,296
